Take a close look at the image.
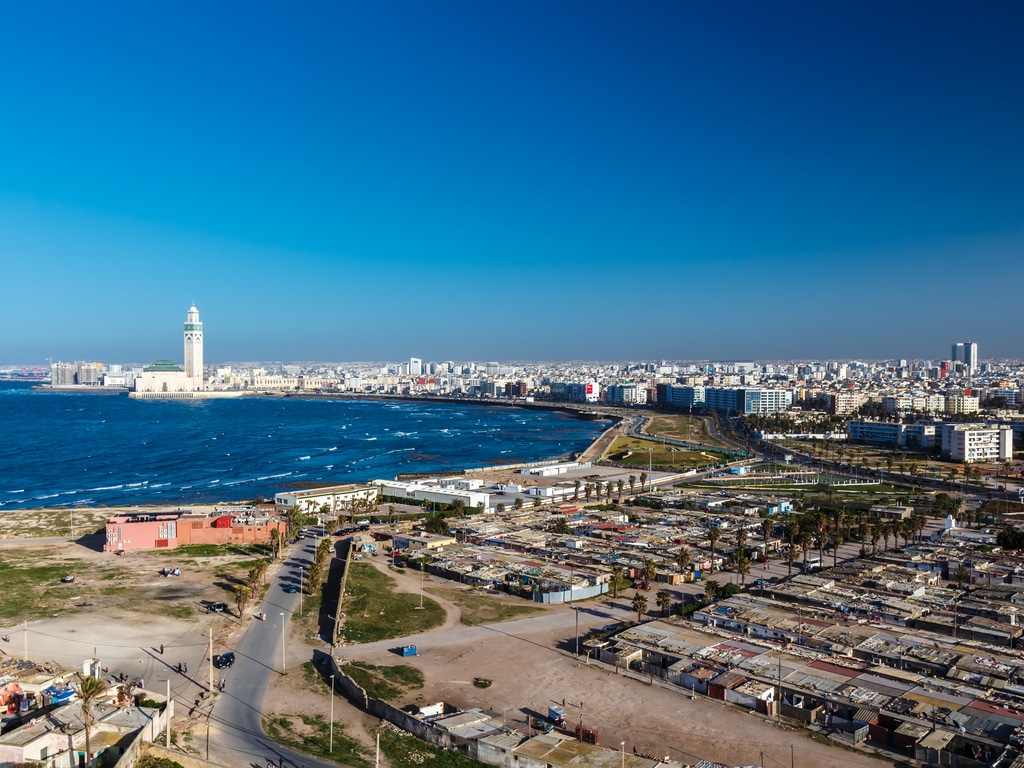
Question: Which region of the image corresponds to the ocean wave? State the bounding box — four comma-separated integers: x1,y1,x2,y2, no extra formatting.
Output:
257,472,292,481
297,456,311,461
89,484,124,491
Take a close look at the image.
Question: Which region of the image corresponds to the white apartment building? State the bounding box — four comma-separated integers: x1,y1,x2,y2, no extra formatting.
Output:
828,391,863,416
946,395,980,414
945,425,1013,464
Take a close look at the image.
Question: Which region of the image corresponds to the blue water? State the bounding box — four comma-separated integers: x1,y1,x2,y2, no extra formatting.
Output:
0,382,608,509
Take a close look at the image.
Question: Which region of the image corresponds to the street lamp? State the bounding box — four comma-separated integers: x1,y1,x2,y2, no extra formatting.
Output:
300,567,304,616
647,448,653,491
620,741,626,768
329,674,335,753
280,612,286,673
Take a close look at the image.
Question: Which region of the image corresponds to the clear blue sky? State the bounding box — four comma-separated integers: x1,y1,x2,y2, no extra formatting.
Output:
2,2,1022,364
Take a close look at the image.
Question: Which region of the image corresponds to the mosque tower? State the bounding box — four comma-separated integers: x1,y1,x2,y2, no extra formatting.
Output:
183,304,204,387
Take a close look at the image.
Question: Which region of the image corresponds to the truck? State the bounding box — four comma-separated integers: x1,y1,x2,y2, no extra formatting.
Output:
547,704,566,727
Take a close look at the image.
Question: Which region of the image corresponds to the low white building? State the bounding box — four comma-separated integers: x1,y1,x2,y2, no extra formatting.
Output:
274,484,379,515
374,479,491,511
945,425,1013,464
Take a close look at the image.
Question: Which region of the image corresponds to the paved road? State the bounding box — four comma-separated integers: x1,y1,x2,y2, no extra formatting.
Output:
207,538,340,768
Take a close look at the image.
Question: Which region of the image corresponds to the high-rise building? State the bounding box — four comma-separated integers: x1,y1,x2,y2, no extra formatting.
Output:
951,340,978,375
184,304,204,384
409,357,422,377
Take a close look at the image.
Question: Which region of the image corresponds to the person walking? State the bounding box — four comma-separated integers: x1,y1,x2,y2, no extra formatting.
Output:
160,643,164,654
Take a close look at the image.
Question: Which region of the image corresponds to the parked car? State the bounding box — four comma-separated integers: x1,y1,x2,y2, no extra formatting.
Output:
210,602,228,612
213,652,235,669
284,585,298,593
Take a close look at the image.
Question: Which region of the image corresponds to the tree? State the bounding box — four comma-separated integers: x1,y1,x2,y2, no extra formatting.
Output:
584,484,593,502
631,592,649,622
513,497,524,511
533,498,542,509
760,517,773,560
476,501,485,515
784,520,799,577
703,579,720,602
269,528,282,560
628,475,637,495
307,562,324,596
656,589,673,617
606,481,615,501
869,523,881,555
708,526,721,572
388,504,396,525
954,562,970,590
235,584,252,616
594,482,602,501
551,518,571,535
496,502,506,516
617,479,625,501
77,673,107,765
997,526,1024,550
247,566,261,594
734,550,751,585
573,479,581,500
675,547,692,576
641,558,657,587
609,565,624,598
640,472,648,492
424,512,450,535
452,499,466,516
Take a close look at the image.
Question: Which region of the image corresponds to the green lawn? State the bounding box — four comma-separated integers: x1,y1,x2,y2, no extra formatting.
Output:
646,414,709,443
0,556,97,621
340,563,445,643
602,436,724,471
377,727,494,768
264,715,369,768
341,660,424,700
424,586,545,625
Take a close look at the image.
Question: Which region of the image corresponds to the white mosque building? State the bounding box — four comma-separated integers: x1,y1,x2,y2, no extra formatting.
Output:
131,305,242,399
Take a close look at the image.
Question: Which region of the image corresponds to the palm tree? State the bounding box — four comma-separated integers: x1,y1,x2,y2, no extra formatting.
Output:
656,589,673,617
736,528,748,559
388,504,396,525
573,479,581,500
475,501,484,515
734,550,752,585
551,518,571,535
513,497,524,511
880,522,891,552
797,530,812,571
609,565,624,599
640,471,648,492
708,526,721,573
77,673,107,765
307,562,324,596
584,484,593,503
235,584,252,616
869,522,881,555
631,593,649,622
675,547,692,577
617,479,625,501
496,502,506,516
703,579,719,603
606,481,615,501
783,520,798,576
954,562,970,590
760,517,772,561
594,482,602,501
641,558,657,587
628,475,637,495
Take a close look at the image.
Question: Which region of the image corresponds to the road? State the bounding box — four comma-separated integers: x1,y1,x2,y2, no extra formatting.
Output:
207,537,340,768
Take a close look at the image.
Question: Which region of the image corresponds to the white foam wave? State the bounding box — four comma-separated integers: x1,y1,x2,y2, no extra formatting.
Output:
257,472,292,481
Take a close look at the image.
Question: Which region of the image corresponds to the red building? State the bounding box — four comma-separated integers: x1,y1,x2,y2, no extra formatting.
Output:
104,509,285,552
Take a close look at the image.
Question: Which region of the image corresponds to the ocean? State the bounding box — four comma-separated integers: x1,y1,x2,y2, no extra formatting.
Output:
0,382,609,509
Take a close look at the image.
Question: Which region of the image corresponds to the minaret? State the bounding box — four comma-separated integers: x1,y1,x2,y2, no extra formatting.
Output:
184,304,204,388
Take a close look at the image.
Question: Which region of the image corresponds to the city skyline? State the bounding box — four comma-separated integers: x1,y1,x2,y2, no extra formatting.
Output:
3,2,1023,363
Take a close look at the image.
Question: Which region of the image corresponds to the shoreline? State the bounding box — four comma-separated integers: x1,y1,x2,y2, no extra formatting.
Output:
2,389,625,513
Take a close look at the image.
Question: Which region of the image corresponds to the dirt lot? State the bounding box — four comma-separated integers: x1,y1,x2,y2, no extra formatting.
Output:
1,509,902,768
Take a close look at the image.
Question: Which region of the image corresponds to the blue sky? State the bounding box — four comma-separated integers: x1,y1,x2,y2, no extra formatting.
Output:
2,2,1022,364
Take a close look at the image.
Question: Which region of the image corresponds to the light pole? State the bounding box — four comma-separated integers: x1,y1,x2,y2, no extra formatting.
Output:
647,448,653,491
280,612,286,673
574,605,580,659
620,741,626,768
329,674,335,753
300,567,304,617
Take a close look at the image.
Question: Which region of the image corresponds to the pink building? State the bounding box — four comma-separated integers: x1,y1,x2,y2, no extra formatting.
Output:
104,510,285,552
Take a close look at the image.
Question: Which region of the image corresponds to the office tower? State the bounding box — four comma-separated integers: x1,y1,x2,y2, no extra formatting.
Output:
409,357,422,376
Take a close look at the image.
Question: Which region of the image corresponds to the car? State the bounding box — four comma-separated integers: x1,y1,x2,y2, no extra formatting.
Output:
328,545,335,553
213,652,235,669
210,602,228,613
285,585,298,593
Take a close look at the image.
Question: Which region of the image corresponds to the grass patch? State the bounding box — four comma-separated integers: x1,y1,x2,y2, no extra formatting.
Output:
646,414,710,443
162,604,194,620
137,757,186,768
341,563,445,643
263,714,369,768
341,661,424,700
172,543,270,558
601,436,725,471
423,586,545,626
378,727,494,768
0,556,87,621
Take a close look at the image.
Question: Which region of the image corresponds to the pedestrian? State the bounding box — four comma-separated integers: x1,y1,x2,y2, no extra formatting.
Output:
184,662,188,674
562,698,565,707
160,643,164,654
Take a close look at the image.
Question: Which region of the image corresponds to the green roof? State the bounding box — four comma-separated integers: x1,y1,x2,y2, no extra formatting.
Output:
144,360,184,372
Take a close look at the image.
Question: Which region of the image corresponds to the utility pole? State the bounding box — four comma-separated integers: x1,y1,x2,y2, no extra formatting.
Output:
23,620,28,661
329,674,335,753
208,629,213,693
165,679,171,748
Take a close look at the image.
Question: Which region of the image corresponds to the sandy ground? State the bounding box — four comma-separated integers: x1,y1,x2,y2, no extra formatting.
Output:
1,514,912,768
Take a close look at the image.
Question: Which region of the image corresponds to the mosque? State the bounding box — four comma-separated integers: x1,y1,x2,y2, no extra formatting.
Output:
130,304,242,399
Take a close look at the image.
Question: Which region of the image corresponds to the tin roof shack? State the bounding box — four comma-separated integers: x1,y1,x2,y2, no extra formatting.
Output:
512,732,665,768
393,533,457,552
